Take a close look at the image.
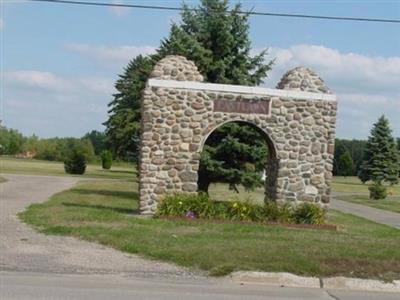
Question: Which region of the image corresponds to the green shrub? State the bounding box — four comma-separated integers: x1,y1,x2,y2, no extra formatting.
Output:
157,193,326,225
368,181,387,200
291,202,326,225
100,150,113,170
64,148,86,175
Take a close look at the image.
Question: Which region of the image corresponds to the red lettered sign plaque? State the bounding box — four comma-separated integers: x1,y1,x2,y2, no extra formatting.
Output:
213,99,270,115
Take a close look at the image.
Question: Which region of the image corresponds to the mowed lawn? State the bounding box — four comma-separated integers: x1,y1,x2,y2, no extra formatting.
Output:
3,157,399,212
0,157,136,181
210,177,400,213
332,177,400,213
20,179,400,281
332,176,400,195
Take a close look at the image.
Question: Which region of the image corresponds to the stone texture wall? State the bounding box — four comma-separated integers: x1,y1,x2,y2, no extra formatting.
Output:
150,55,204,82
139,56,337,215
277,67,331,94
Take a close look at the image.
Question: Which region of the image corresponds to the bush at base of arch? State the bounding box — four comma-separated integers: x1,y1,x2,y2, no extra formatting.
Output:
156,193,326,225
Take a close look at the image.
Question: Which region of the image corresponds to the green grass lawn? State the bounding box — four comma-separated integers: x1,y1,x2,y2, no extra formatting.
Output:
331,176,400,213
208,177,400,213
19,179,400,281
331,176,400,196
3,157,399,212
0,157,136,181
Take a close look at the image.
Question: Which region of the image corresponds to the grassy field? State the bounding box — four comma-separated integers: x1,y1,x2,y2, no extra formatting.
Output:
3,157,399,211
210,178,400,213
331,177,400,213
331,176,400,195
0,157,136,181
19,179,400,280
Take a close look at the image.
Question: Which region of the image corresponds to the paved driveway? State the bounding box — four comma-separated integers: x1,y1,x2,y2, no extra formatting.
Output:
331,193,400,229
0,174,195,278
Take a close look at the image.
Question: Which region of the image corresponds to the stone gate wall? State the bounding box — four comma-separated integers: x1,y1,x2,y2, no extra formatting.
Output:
139,56,337,215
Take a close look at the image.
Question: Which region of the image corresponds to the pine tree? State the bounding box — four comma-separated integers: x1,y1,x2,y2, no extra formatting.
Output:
158,0,273,85
338,151,354,177
104,55,154,161
358,115,400,185
104,0,274,193
64,148,87,175
333,141,348,176
197,122,269,193
157,0,274,193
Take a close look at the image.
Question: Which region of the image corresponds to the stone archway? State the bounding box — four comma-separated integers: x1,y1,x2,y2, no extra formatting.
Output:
139,55,337,215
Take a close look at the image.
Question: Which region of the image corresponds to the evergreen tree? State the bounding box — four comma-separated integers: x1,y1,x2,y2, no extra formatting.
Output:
198,122,269,193
358,115,400,185
338,151,354,177
104,55,154,161
333,141,347,176
83,130,107,155
104,0,274,193
100,150,113,170
64,147,87,175
157,0,273,85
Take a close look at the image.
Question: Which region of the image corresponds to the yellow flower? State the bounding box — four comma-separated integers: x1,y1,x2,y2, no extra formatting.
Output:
233,203,238,208
178,201,183,205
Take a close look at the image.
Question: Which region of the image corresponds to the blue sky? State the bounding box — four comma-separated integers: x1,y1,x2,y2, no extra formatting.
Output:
2,0,400,139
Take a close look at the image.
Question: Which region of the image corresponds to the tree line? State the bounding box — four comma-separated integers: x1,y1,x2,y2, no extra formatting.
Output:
334,136,400,177
0,127,107,163
2,123,399,178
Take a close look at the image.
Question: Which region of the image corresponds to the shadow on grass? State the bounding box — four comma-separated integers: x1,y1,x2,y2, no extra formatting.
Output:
62,202,139,215
71,188,138,201
334,181,365,186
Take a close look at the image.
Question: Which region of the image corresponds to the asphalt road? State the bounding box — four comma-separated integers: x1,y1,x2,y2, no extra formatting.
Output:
2,271,400,300
331,193,400,229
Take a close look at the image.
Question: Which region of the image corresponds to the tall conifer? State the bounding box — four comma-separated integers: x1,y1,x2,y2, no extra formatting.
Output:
358,115,400,185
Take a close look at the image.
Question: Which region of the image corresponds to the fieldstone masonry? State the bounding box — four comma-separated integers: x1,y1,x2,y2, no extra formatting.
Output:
139,55,337,215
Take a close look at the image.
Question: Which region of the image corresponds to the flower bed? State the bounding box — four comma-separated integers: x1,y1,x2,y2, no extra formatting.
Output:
157,193,327,225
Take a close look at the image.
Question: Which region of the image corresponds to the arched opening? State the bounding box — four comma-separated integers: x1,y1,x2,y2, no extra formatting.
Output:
198,120,278,203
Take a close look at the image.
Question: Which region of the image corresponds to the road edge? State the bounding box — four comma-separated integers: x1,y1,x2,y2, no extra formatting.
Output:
230,271,400,293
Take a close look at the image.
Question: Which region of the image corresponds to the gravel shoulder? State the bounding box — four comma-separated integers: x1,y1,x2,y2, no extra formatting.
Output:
0,174,198,278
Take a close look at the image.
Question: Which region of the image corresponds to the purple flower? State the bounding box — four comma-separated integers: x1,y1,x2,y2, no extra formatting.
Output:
185,210,197,219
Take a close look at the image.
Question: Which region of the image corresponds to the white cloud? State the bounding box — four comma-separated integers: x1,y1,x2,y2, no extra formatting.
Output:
256,44,400,138
4,44,400,139
266,45,400,93
65,43,156,68
3,70,115,137
3,70,115,95
4,70,74,92
109,0,131,17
